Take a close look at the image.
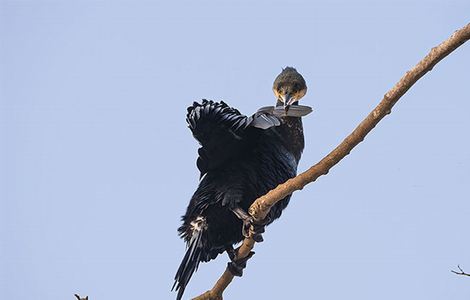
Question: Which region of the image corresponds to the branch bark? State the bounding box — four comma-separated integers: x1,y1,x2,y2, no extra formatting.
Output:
193,22,470,300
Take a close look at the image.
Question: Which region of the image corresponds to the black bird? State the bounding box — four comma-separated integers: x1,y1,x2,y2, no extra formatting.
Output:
173,67,312,300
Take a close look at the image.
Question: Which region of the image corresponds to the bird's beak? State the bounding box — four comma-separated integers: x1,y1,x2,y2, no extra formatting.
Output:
282,94,296,112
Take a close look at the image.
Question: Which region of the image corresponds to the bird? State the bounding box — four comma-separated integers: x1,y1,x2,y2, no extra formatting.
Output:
172,67,312,300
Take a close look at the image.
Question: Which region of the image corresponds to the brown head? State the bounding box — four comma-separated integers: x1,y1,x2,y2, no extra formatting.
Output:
272,67,307,110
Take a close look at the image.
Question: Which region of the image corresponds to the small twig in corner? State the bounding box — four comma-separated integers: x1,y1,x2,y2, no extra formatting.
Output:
451,265,470,277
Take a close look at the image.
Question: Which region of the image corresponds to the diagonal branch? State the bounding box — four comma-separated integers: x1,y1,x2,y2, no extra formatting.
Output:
193,22,470,300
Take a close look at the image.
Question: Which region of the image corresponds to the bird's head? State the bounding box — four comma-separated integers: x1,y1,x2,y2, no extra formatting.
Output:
272,67,307,111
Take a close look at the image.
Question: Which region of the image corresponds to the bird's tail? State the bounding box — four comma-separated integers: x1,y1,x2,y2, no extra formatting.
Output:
172,216,207,300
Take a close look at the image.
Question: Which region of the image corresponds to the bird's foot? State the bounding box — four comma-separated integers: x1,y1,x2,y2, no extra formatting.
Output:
242,216,271,243
226,246,255,277
232,207,269,243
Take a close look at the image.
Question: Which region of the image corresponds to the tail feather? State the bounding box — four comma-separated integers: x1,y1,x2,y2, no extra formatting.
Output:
173,217,207,300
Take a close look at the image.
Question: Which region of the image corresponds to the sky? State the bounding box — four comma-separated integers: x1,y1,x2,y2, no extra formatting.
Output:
1,0,470,299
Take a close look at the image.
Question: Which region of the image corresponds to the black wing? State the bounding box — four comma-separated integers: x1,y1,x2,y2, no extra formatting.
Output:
186,100,280,176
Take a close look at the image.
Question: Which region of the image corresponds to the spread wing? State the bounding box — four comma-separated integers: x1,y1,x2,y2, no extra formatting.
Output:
186,100,281,176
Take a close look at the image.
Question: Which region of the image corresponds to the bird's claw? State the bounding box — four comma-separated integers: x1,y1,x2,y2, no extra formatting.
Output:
241,217,252,239
227,251,255,277
242,216,270,243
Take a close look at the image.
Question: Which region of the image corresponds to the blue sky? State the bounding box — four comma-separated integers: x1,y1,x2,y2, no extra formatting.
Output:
1,0,470,299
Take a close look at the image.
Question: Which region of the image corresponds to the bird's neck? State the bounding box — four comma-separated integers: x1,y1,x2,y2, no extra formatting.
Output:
278,114,304,164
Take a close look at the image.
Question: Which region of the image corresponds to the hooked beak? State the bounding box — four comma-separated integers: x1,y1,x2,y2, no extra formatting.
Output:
281,93,297,112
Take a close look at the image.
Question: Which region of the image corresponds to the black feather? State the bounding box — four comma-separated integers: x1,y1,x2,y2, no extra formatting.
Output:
173,219,206,300
174,100,306,299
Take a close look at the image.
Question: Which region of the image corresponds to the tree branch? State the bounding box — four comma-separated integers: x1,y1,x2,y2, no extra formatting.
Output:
452,265,470,277
193,22,470,300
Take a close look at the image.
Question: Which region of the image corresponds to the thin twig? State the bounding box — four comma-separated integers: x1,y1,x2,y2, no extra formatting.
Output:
452,265,470,277
193,22,470,300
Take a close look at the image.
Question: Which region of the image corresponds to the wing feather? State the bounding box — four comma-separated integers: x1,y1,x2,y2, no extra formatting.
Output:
186,100,282,176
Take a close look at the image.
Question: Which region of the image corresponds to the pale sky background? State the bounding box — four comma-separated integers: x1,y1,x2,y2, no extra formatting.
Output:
1,0,470,299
